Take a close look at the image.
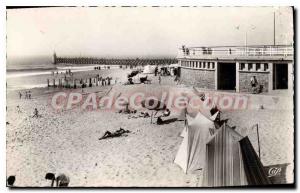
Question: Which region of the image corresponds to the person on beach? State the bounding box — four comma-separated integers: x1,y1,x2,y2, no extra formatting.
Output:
99,128,130,140
250,76,260,94
25,91,28,99
18,92,22,99
163,108,171,117
16,105,21,113
174,76,178,83
28,91,31,99
32,108,40,118
158,74,161,84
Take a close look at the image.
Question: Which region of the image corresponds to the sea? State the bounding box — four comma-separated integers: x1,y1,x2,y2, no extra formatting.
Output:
6,56,119,91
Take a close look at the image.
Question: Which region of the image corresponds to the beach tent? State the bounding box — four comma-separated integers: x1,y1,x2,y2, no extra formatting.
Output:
179,111,193,138
239,136,272,185
203,124,271,187
203,124,247,187
177,107,187,121
143,65,156,74
179,110,218,137
174,112,215,173
210,111,219,121
169,63,180,68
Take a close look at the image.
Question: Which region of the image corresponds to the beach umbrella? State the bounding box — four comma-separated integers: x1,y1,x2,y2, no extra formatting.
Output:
141,98,167,123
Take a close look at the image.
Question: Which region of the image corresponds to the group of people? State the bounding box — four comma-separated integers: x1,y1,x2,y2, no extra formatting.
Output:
18,91,32,99
99,76,112,86
79,76,113,88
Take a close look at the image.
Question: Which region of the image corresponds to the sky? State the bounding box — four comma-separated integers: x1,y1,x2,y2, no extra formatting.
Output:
6,6,294,58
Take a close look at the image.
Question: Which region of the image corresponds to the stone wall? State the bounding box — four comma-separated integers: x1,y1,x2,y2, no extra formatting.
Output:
180,67,215,89
239,71,269,92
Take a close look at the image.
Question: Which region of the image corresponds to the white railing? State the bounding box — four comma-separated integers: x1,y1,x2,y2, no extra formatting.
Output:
178,45,293,59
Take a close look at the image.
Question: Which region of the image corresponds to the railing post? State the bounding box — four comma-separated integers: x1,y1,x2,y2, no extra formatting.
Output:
236,62,239,92
268,62,273,92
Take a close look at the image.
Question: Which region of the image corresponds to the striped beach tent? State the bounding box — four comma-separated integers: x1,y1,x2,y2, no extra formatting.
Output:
239,136,272,185
203,124,247,186
203,124,271,187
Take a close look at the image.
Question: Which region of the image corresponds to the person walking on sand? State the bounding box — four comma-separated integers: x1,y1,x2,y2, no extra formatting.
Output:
32,108,40,118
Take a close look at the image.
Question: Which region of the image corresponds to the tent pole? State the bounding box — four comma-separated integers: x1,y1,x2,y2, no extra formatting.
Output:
256,123,261,159
151,111,153,124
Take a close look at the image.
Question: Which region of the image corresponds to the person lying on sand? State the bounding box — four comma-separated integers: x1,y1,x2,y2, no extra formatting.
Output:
128,111,150,119
99,128,130,140
153,108,171,118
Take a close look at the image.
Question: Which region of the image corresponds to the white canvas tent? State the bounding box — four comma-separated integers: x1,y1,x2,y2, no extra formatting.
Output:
174,112,215,173
143,65,156,74
132,73,148,83
179,111,218,137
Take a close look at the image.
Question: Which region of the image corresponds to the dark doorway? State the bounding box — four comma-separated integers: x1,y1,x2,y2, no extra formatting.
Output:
273,63,288,89
218,63,236,90
177,67,181,78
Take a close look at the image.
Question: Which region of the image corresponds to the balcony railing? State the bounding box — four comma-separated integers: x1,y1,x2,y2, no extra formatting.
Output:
177,45,293,60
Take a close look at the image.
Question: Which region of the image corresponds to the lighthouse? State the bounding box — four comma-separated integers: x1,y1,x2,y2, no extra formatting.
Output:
52,51,57,64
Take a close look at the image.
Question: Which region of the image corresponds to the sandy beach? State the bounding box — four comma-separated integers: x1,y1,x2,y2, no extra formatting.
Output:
6,68,294,187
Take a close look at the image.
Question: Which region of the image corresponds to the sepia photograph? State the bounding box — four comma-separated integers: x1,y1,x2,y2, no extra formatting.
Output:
5,6,294,187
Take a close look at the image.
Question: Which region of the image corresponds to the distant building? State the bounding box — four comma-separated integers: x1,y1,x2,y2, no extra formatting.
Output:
177,45,293,93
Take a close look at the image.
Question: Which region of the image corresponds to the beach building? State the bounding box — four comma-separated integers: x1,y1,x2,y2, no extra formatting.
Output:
177,45,293,93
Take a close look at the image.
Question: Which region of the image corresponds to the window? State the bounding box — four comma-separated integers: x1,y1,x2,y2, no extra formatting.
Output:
249,63,253,71
240,63,245,70
212,62,215,69
256,63,260,71
264,63,268,71
208,62,211,69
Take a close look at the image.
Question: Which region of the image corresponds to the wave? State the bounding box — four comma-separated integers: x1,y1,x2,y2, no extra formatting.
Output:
6,83,48,91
